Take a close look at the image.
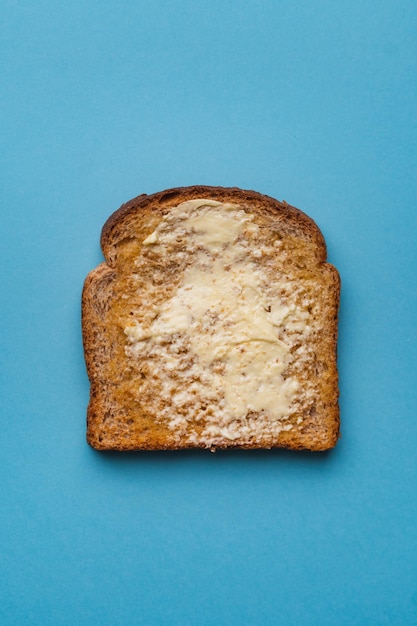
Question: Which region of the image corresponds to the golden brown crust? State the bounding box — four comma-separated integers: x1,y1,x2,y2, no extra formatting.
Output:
83,186,340,452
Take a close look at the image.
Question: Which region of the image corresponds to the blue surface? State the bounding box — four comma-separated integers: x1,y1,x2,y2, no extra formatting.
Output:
1,1,417,624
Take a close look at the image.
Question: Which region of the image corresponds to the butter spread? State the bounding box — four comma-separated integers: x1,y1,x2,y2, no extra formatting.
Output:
125,200,310,445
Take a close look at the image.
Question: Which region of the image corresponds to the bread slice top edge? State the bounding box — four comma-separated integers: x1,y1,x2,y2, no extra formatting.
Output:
100,186,328,268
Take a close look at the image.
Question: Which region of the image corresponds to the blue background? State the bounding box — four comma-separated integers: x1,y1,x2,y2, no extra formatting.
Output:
1,1,417,624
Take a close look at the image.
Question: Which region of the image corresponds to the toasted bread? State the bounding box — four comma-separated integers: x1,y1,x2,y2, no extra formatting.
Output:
82,186,340,451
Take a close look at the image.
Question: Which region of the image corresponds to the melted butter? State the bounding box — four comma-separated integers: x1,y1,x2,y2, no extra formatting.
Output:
126,200,304,442
143,199,250,250
151,257,295,420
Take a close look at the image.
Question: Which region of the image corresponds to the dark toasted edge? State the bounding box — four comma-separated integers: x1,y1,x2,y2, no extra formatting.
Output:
82,263,118,448
82,263,116,383
100,186,328,267
88,442,336,452
327,266,341,448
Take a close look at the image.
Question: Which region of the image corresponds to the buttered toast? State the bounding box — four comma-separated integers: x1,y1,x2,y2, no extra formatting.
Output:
82,186,340,451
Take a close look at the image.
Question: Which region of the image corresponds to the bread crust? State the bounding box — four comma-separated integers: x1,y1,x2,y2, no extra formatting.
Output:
82,186,340,451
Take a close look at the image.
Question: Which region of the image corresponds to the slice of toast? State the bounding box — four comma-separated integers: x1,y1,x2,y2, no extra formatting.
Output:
82,186,340,451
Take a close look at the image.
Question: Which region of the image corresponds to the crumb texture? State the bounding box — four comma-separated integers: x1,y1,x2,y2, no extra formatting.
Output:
82,186,340,451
